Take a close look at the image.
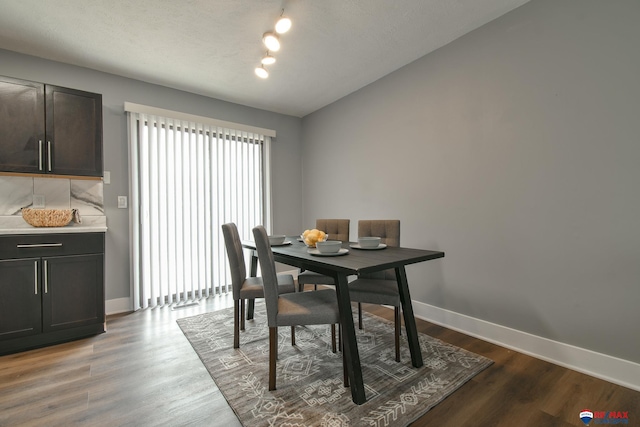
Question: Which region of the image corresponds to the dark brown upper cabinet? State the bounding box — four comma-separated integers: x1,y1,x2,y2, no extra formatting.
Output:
0,76,103,177
0,76,44,173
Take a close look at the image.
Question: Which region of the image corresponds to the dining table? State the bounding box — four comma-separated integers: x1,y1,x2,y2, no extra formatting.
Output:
241,237,444,405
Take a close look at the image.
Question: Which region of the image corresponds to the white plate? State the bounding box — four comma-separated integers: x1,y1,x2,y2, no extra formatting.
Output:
307,248,349,256
270,241,292,247
350,243,387,250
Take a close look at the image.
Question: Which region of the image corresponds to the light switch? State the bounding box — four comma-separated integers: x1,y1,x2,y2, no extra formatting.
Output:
104,171,111,184
117,196,128,209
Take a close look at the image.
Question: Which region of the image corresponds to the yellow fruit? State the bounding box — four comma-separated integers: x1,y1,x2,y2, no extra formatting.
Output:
302,228,326,247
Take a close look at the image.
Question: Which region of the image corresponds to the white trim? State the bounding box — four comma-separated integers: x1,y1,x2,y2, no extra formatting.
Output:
106,297,133,315
264,136,273,233
412,300,640,392
123,102,276,138
127,112,141,311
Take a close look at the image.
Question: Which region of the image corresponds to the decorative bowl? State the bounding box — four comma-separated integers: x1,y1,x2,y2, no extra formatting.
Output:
316,240,342,254
22,208,74,227
268,235,286,245
358,236,381,248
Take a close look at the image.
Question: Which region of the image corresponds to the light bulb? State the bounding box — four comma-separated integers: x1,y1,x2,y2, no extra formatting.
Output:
261,54,276,65
262,32,280,51
255,66,269,79
275,16,291,34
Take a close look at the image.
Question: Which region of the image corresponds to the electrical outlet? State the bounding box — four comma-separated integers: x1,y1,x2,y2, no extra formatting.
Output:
33,195,45,208
117,196,128,209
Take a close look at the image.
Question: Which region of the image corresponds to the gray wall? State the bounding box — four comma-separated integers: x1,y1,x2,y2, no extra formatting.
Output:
2,0,637,366
301,0,640,364
0,49,304,302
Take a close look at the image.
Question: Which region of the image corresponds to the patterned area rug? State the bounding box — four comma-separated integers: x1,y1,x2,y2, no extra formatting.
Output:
177,302,492,427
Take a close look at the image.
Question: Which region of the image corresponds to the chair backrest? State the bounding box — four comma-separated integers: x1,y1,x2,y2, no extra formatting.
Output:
358,220,400,247
358,220,400,280
252,225,279,327
316,219,350,242
221,223,247,300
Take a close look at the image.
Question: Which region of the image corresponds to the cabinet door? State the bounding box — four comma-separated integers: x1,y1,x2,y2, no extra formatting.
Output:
42,254,104,333
0,77,45,173
0,258,42,341
45,85,103,176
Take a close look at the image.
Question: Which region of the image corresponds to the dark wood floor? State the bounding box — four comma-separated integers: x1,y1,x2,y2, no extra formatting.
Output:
1,294,638,426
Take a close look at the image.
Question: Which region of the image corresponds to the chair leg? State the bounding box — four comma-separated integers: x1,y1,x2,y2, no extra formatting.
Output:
240,299,246,331
291,326,296,346
233,300,240,348
338,323,342,351
394,306,401,362
358,302,363,329
269,327,277,391
331,324,336,353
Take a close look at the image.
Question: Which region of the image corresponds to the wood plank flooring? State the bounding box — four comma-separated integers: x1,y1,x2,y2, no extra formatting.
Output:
1,295,637,426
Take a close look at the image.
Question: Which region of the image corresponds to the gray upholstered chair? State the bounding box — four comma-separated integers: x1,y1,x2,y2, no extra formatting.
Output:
252,225,345,391
348,220,402,362
222,222,296,349
297,219,350,292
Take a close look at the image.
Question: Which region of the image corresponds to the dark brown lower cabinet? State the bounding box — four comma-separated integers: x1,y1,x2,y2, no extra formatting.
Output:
0,258,42,341
0,233,105,355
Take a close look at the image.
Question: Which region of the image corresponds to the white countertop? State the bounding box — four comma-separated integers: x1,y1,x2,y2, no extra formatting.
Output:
0,216,107,235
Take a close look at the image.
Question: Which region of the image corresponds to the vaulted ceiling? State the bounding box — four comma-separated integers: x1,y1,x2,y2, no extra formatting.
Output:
0,0,529,117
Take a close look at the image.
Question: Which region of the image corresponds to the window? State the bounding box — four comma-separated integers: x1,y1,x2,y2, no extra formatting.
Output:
126,103,274,309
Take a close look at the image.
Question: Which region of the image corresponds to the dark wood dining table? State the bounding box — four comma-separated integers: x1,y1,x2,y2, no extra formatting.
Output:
242,237,444,405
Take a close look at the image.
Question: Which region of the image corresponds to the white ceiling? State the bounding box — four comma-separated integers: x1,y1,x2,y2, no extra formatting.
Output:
0,0,529,117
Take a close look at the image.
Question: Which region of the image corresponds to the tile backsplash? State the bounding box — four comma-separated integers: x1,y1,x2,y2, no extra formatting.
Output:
0,176,104,216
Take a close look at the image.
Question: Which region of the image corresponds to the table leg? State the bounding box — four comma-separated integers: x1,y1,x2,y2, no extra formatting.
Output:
247,251,258,320
395,266,423,368
334,273,366,404
247,299,256,320
249,251,258,277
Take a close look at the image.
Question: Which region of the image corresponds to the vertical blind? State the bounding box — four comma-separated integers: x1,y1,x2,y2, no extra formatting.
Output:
126,103,274,310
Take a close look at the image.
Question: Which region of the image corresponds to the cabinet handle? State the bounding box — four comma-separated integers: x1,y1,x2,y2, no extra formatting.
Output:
17,243,63,248
34,260,38,295
47,141,52,172
44,260,48,294
38,140,44,171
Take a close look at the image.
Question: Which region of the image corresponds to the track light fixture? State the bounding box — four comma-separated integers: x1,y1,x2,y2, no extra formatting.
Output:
275,10,292,34
262,32,280,52
255,8,292,79
254,66,269,79
261,52,276,65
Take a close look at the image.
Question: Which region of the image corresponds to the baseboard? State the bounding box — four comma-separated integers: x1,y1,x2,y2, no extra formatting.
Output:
103,273,303,315
104,287,638,391
412,300,640,392
106,297,132,315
